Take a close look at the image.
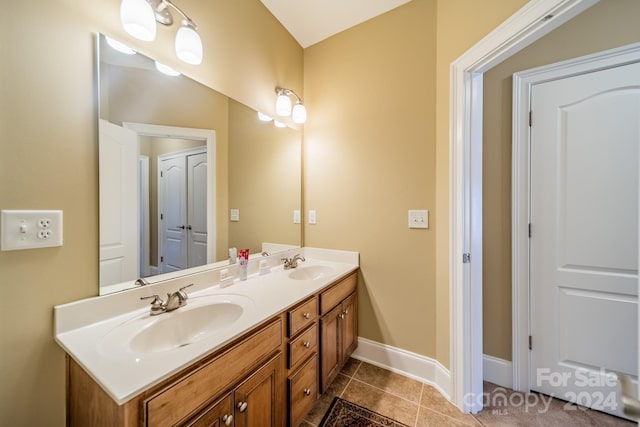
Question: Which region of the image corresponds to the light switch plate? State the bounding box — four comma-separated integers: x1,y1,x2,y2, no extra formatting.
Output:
293,210,301,224
408,210,428,229
308,210,317,225
1,210,64,250
230,209,240,222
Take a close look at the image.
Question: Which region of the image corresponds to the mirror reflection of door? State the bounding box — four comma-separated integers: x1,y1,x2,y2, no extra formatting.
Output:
139,137,207,276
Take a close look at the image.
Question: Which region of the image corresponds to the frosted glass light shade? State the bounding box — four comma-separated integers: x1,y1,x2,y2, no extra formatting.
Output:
292,102,307,124
274,120,287,128
276,93,292,117
176,24,203,65
120,0,156,42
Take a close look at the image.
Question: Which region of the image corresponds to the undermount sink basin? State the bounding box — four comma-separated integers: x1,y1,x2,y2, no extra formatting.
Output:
288,265,335,281
101,294,254,355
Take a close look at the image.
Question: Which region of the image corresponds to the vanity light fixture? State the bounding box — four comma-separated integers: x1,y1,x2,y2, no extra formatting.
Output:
274,120,287,128
275,87,307,124
120,0,203,65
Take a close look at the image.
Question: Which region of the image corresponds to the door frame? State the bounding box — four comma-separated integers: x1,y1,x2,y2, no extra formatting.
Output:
123,122,217,265
511,42,640,393
449,0,598,413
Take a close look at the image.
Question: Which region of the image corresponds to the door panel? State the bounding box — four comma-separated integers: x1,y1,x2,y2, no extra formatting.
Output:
530,61,640,417
161,157,187,272
187,152,208,268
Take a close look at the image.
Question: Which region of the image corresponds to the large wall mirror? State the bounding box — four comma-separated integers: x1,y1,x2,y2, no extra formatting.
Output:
97,33,301,294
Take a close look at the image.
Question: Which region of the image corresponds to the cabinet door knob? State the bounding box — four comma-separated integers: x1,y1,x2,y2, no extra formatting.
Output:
222,414,233,425
339,313,345,319
344,309,349,315
303,312,310,319
303,388,311,396
302,341,310,348
237,401,248,412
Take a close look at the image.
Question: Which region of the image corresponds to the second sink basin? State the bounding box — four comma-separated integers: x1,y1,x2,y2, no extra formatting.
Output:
288,265,336,281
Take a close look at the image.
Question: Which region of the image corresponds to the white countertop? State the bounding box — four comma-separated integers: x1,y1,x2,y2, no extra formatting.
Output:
54,247,358,405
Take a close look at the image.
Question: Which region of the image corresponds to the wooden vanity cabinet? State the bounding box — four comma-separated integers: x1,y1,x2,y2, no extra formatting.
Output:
319,273,358,393
66,269,359,427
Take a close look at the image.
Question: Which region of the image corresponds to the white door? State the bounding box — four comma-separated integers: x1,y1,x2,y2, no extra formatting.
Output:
530,62,640,418
99,119,139,287
160,156,188,273
187,152,208,268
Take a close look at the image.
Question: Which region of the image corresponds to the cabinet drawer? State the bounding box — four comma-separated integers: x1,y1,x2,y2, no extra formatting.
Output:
320,272,357,315
288,323,318,370
289,354,318,427
288,297,317,337
145,318,282,427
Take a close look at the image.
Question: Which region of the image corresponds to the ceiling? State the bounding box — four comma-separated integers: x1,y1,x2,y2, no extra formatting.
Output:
259,0,413,48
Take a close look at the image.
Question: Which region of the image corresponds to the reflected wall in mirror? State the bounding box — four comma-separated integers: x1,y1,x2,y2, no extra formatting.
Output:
98,33,301,294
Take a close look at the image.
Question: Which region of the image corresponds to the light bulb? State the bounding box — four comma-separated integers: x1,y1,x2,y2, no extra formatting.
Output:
154,61,181,76
175,22,203,65
120,0,156,42
105,36,136,55
292,102,307,124
276,93,292,117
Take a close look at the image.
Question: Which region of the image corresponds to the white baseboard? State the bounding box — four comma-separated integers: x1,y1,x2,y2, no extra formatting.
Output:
483,354,512,389
351,337,452,400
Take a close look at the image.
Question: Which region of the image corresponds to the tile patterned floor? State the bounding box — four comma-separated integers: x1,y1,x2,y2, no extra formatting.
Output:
301,358,635,427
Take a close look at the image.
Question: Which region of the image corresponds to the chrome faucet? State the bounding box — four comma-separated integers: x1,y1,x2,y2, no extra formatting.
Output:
141,284,194,315
281,254,306,270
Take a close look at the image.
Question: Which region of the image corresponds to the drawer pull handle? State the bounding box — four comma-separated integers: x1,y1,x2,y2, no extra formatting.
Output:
303,388,312,396
303,341,310,348
222,414,233,425
238,401,248,412
303,312,310,319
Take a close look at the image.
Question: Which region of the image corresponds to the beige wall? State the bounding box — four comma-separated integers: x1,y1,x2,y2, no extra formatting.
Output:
303,0,527,363
0,0,302,424
482,0,640,361
304,0,438,356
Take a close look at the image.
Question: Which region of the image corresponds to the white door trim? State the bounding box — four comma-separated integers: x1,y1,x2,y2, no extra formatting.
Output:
511,41,640,393
449,0,598,413
123,122,217,264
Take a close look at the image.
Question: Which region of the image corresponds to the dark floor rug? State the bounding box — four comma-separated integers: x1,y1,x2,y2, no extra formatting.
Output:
319,397,410,427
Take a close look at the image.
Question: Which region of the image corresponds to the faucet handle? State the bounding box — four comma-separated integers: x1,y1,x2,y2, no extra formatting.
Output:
140,294,165,315
176,283,194,307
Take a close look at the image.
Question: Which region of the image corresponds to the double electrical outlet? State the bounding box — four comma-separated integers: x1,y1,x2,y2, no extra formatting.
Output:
1,210,64,251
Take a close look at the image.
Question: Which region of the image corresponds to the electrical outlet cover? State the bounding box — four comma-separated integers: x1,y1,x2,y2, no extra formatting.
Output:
1,210,63,251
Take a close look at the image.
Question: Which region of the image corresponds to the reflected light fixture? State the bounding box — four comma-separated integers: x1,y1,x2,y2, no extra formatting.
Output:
120,0,203,65
155,61,181,76
275,87,307,124
258,112,273,122
105,36,137,55
274,120,287,128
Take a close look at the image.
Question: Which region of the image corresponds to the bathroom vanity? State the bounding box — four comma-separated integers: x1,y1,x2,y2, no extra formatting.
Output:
55,248,359,426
